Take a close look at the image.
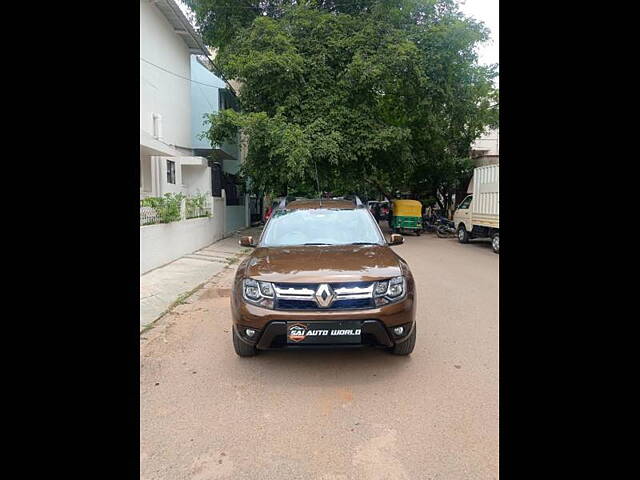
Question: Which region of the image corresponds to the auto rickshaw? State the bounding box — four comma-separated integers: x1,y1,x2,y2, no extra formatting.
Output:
390,199,423,235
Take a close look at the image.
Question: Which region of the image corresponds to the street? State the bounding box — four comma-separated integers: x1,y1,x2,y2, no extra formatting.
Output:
140,228,499,480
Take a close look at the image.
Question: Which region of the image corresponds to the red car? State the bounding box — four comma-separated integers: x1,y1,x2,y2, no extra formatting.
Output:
263,200,281,223
380,203,389,220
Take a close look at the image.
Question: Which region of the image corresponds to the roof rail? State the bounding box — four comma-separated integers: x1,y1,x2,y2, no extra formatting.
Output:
277,196,364,209
277,195,298,210
341,194,365,207
353,195,364,208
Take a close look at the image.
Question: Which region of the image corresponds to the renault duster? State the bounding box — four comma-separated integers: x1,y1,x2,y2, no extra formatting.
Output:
230,198,417,356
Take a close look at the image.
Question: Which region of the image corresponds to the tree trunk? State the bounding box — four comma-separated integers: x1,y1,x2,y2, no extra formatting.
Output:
435,191,445,211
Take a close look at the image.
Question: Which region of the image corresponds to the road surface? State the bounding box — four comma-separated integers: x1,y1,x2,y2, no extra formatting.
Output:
140,228,499,480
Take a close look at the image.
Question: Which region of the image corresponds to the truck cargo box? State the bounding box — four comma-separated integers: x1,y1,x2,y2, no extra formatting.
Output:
471,164,499,228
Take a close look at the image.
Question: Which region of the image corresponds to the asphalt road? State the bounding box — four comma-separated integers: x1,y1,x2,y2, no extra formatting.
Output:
140,227,499,480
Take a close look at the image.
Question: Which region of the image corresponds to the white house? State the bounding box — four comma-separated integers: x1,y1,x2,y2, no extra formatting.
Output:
471,128,499,167
139,0,248,274
140,0,213,198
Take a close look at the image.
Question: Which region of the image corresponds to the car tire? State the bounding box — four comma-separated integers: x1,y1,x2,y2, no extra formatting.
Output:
232,327,257,357
491,233,499,254
416,229,421,236
391,324,416,355
457,225,469,244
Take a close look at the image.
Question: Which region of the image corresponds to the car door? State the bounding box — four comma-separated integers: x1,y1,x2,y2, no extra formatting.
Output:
454,195,473,230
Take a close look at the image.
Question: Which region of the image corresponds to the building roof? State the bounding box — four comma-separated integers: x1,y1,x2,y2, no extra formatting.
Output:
153,0,208,56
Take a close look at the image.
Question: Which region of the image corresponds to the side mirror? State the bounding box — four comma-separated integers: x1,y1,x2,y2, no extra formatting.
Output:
389,234,404,245
239,236,255,247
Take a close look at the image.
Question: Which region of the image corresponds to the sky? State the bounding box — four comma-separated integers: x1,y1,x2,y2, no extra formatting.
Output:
457,0,499,85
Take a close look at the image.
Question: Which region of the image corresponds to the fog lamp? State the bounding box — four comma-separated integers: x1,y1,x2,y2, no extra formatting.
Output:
393,326,404,336
245,328,256,337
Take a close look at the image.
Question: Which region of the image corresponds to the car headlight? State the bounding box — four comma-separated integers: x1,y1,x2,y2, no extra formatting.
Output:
242,278,275,309
373,276,406,306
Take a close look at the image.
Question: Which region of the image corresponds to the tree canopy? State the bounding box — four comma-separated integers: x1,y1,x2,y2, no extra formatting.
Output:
189,0,498,206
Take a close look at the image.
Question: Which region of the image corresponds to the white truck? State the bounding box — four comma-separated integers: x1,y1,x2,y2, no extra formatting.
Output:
453,164,499,253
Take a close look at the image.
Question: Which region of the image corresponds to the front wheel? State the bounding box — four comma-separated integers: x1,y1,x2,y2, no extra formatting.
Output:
457,225,469,243
491,233,499,254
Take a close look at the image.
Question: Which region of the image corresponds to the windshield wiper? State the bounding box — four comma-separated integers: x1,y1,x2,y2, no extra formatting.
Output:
302,242,332,245
349,242,379,245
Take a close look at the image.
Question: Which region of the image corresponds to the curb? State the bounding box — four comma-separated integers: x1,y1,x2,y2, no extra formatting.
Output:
139,250,248,335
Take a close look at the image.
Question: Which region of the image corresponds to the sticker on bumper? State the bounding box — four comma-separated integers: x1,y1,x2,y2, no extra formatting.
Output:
286,321,362,344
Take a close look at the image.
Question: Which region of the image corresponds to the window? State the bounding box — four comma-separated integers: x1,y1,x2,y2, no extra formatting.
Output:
219,90,228,111
219,89,239,112
260,209,384,247
458,195,473,209
167,160,176,184
152,113,162,139
210,161,222,197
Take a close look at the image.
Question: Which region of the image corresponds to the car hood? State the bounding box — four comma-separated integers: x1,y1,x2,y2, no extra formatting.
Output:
243,245,402,283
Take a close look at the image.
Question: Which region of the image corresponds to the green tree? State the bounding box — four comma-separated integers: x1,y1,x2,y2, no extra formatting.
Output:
191,0,498,200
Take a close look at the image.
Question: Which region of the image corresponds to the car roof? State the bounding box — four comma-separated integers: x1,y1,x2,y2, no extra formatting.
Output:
285,199,357,210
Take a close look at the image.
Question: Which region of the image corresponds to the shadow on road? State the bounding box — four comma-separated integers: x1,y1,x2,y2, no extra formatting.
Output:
235,347,413,387
462,238,494,252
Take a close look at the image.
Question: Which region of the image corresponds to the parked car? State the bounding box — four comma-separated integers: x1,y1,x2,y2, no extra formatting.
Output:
378,201,390,220
367,200,389,222
231,198,417,356
453,164,499,253
263,199,282,223
367,201,380,220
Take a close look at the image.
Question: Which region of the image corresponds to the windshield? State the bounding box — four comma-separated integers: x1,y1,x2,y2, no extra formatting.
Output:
260,208,385,247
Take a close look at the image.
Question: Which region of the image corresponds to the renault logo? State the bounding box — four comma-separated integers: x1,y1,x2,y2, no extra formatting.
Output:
314,284,335,307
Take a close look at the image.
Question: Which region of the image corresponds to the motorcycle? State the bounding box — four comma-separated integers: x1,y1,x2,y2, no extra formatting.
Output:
421,213,439,233
421,212,456,237
421,212,453,234
435,217,456,238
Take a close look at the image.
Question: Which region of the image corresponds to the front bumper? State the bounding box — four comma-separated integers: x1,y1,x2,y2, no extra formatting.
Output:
231,275,416,350
234,319,415,350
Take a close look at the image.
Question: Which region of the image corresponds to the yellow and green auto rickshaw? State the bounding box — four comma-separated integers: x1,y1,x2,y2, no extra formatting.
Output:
390,199,423,235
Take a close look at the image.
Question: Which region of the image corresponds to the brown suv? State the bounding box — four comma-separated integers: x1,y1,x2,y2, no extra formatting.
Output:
230,198,416,356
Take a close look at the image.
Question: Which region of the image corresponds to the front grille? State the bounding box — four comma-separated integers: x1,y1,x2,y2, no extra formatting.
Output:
276,298,373,310
331,298,373,309
276,299,318,310
273,281,375,311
